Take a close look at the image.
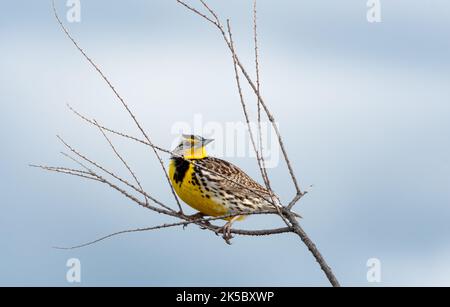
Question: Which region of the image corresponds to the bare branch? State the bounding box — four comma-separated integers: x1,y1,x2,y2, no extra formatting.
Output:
285,212,340,287
226,19,289,227
176,0,217,26
253,0,270,184
33,161,291,237
176,0,340,287
30,164,100,182
67,104,153,148
60,151,92,172
56,135,175,213
53,221,195,250
226,19,272,192
177,0,303,200
94,119,149,206
40,0,341,287
67,104,282,207
54,213,292,250
34,162,168,214
52,0,183,213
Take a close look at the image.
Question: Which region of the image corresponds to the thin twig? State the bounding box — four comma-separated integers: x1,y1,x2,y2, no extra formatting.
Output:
226,19,272,194
54,214,292,250
226,19,289,227
67,104,281,206
253,0,269,184
177,0,303,201
94,119,149,206
60,151,92,172
52,0,183,213
30,164,99,182
39,0,340,287
67,104,152,148
56,135,175,213
177,0,340,287
53,221,201,250
34,163,170,215
177,0,217,25
33,162,291,241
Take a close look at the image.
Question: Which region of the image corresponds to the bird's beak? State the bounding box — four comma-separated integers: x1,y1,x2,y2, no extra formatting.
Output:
203,138,214,146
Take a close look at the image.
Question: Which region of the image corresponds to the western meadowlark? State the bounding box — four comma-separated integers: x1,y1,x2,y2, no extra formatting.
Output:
169,134,282,242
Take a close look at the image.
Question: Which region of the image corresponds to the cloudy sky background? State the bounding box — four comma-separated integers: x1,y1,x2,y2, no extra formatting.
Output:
1,0,449,286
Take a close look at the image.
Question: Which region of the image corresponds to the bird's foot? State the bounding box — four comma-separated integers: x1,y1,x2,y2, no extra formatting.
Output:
214,215,242,244
214,222,234,245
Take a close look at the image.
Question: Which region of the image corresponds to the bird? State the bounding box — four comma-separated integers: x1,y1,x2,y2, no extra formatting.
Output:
168,134,283,243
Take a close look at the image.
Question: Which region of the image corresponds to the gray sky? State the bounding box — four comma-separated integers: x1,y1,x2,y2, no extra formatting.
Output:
1,0,449,286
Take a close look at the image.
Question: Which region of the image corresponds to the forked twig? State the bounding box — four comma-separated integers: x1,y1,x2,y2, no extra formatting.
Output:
67,104,283,206
177,0,339,287
177,0,304,203
94,120,149,206
51,0,183,213
226,19,288,226
37,0,341,287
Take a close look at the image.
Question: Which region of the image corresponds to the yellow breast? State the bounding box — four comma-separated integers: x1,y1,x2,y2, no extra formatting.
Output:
169,159,229,217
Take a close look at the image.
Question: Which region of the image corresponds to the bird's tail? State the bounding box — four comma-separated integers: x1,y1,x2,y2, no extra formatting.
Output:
291,211,302,219
261,199,302,219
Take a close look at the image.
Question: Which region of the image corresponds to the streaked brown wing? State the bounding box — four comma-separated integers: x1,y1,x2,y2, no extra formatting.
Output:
195,157,276,201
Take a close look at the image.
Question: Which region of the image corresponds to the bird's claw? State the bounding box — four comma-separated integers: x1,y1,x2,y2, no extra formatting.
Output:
215,223,234,245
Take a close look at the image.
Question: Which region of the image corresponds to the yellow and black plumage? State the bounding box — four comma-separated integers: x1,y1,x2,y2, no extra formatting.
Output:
169,135,281,237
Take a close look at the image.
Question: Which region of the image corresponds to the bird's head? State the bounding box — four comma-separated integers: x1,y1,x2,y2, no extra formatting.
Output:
172,134,214,159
